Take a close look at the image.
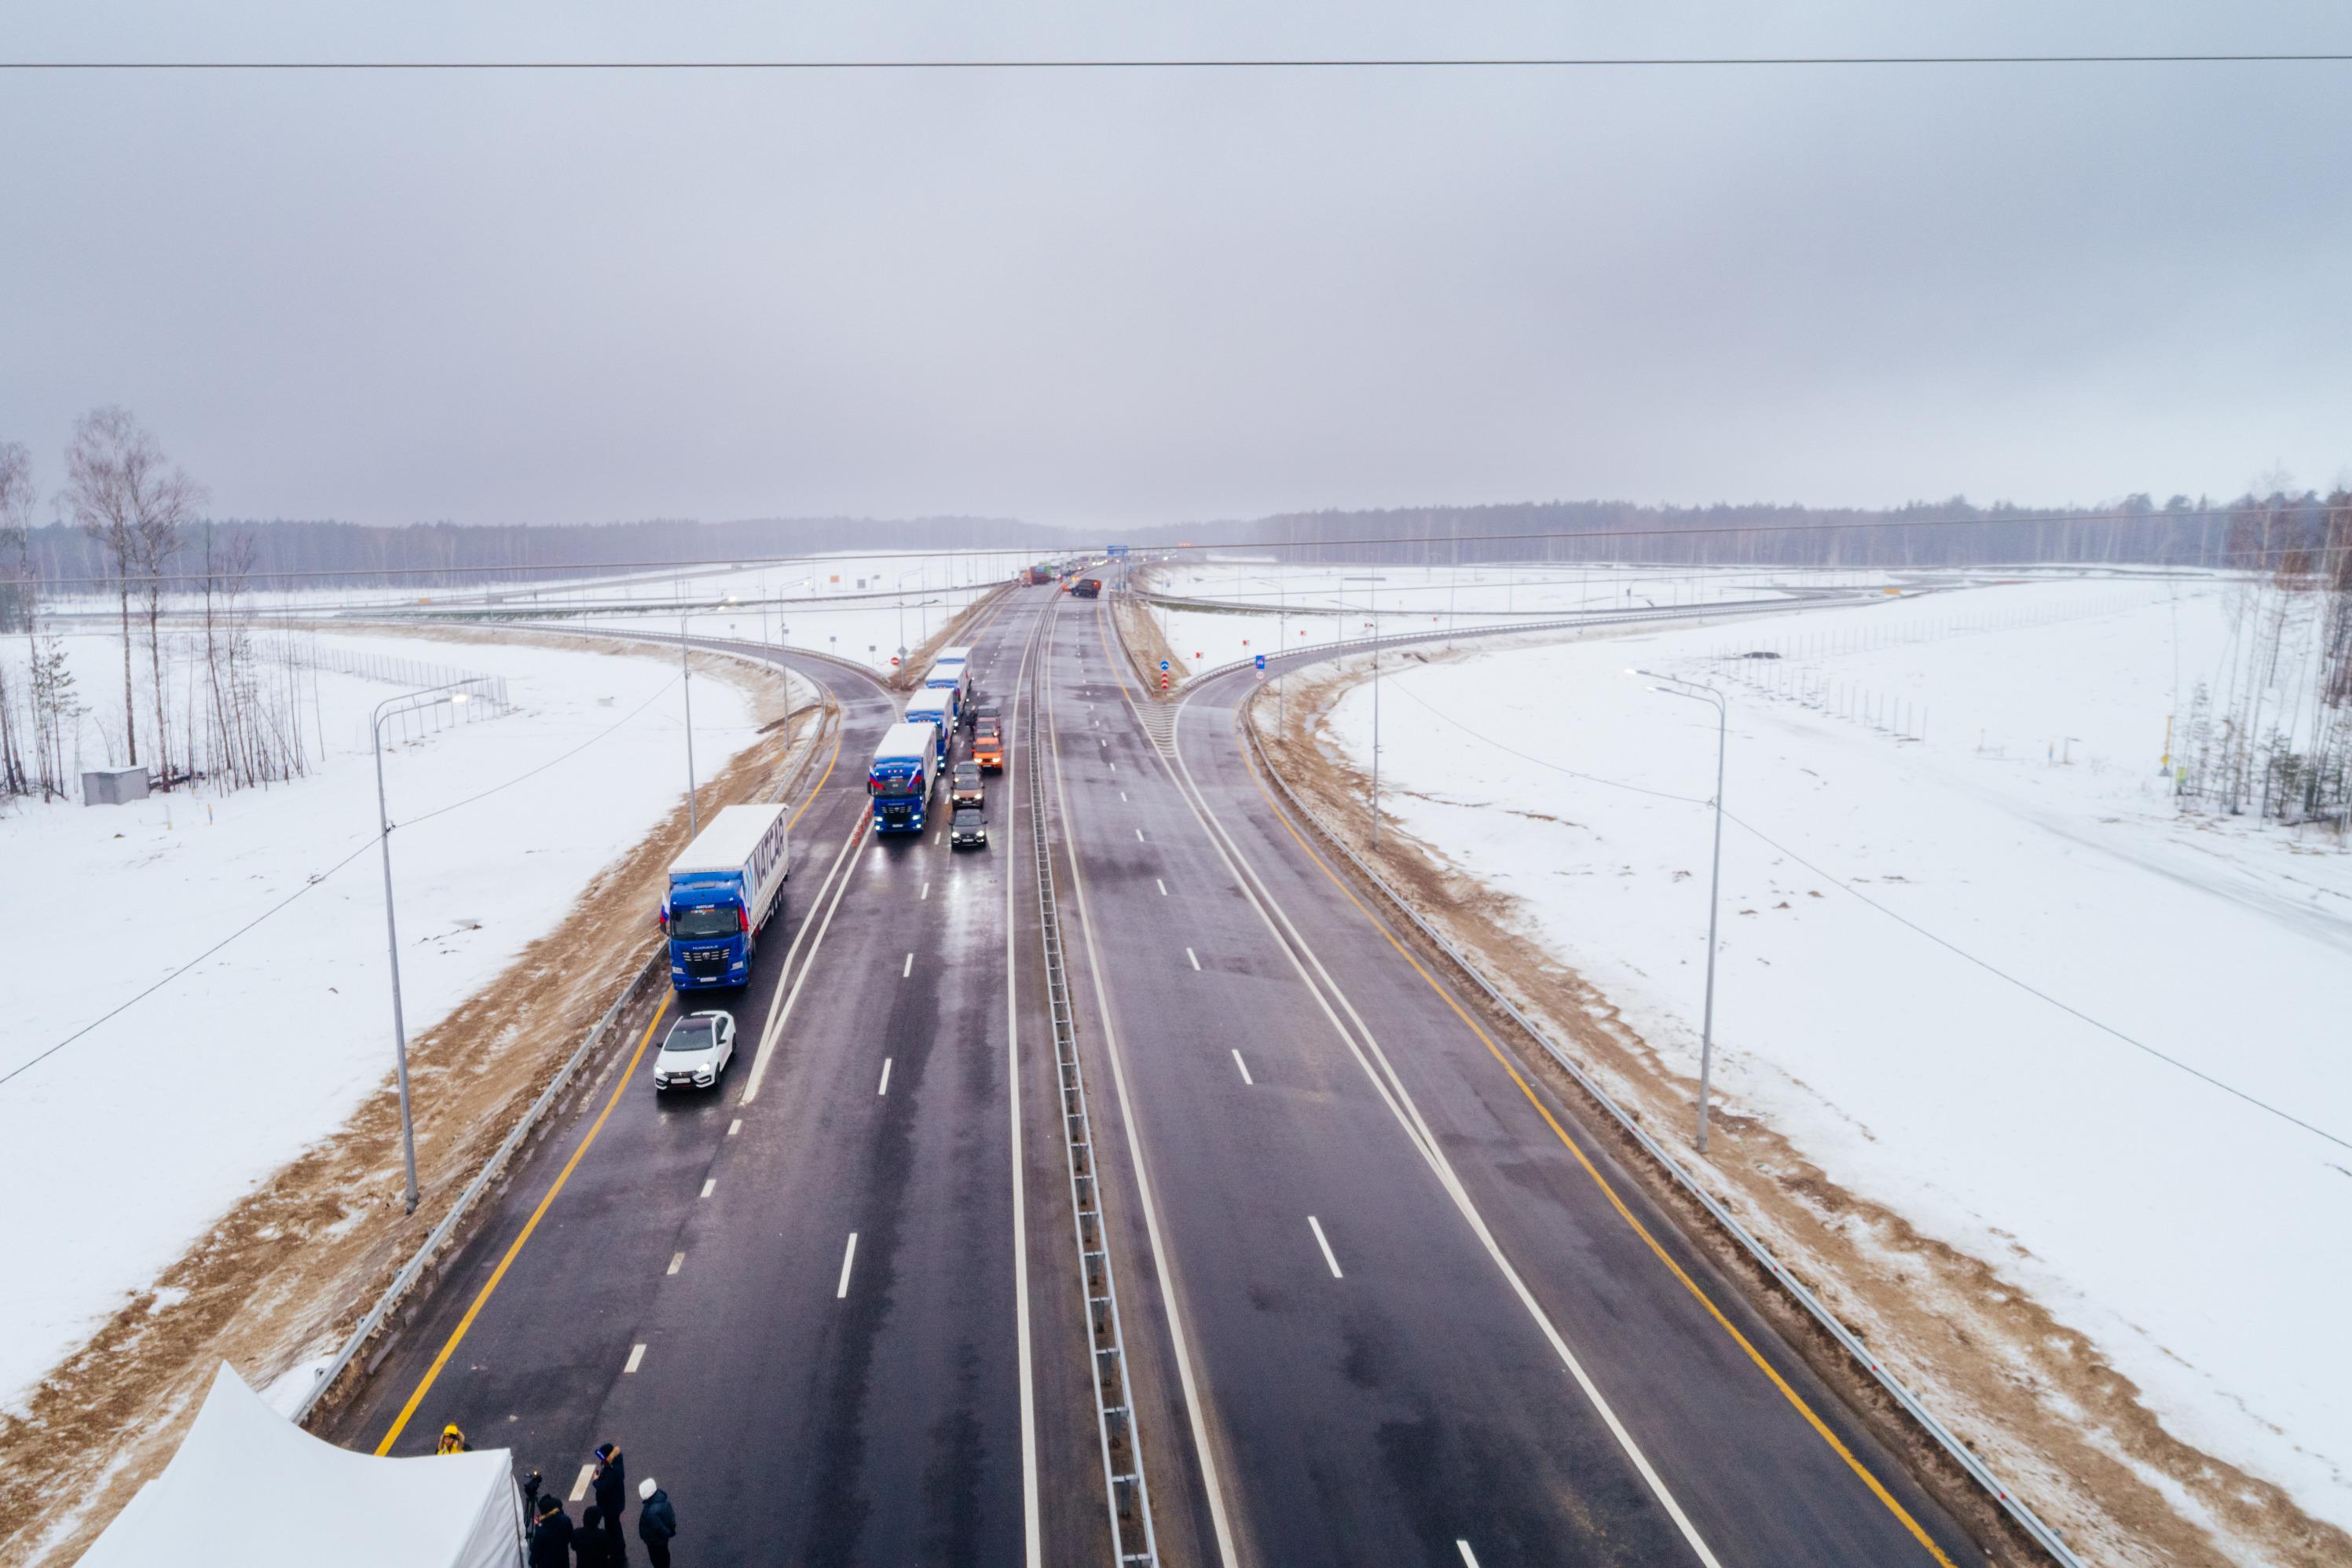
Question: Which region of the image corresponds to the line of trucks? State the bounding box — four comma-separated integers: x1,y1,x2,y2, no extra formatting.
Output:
655,645,1001,1001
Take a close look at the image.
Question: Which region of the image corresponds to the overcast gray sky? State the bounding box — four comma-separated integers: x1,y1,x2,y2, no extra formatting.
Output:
3,2,2348,529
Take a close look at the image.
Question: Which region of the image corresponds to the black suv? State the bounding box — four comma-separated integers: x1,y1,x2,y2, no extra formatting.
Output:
950,806,988,850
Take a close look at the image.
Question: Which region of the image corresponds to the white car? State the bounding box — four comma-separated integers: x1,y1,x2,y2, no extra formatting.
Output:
652,1009,737,1092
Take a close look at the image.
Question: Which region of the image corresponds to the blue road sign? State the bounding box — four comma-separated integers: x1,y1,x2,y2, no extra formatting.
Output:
1107,544,1130,557
1160,659,1171,672
1254,654,1266,670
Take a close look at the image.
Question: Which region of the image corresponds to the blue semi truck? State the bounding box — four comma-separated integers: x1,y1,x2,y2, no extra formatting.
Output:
869,719,942,834
660,803,790,989
902,688,955,764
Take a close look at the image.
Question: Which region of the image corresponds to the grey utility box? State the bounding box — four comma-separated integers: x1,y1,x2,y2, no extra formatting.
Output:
82,767,150,805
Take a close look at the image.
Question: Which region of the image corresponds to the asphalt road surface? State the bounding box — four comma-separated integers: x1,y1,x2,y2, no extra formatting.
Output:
330,585,1990,1568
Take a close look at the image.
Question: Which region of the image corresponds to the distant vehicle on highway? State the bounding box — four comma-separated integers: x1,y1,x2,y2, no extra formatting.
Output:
902,688,955,764
951,760,985,808
870,720,941,835
950,805,989,850
652,1009,737,1092
1071,578,1102,599
661,804,789,990
973,727,1005,772
923,660,971,705
1026,566,1053,584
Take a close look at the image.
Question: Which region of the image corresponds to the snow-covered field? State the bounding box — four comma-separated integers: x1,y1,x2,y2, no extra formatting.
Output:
1313,576,2352,1531
1141,558,1902,680
0,629,768,1410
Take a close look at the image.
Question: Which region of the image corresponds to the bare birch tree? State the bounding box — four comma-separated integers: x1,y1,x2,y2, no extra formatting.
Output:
0,441,33,797
63,407,203,785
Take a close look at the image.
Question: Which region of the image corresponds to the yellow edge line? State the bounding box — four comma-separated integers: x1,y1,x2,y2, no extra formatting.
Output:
1234,717,1958,1567
379,644,847,1452
376,998,672,1453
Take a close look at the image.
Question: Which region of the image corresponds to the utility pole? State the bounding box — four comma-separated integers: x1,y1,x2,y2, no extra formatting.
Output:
372,680,478,1214
1632,669,1728,1154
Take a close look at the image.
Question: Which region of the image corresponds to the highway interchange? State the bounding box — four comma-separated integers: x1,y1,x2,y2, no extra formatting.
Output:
332,584,1989,1566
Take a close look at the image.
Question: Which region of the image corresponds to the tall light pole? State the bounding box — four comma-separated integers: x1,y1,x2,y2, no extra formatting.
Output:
1343,574,1382,848
680,596,736,839
372,681,476,1214
1632,668,1728,1155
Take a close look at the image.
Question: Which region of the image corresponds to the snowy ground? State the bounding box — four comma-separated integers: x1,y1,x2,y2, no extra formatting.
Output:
0,628,768,1411
1141,558,1906,680
1311,575,2352,1533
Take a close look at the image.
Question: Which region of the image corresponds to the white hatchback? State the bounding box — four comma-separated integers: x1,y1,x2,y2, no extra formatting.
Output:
652,1009,737,1092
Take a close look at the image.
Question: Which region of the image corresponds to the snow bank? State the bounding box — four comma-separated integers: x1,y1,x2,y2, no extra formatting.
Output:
0,630,767,1409
1318,576,2352,1530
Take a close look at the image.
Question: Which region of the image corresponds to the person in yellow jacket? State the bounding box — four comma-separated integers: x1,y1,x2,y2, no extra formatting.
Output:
435,1423,470,1455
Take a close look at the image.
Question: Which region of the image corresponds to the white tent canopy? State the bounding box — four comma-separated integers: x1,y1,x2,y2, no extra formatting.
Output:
79,1363,521,1568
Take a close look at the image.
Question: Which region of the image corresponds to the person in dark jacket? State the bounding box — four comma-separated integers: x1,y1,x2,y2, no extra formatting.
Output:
591,1442,627,1528
577,1505,621,1567
527,1495,575,1568
636,1478,677,1568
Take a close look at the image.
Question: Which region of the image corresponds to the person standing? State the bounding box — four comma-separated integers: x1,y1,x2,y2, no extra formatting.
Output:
590,1442,627,1530
635,1478,677,1568
527,1495,575,1568
435,1424,471,1455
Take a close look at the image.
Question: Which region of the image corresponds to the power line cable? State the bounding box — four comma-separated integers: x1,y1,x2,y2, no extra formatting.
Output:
6,53,2351,71
0,669,685,1089
1376,667,2350,1152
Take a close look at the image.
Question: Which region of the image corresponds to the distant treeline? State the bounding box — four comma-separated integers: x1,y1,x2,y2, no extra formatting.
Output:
16,514,1064,592
12,494,2347,596
1146,494,2349,571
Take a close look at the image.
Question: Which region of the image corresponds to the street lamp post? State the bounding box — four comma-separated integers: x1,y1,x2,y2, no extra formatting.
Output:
1632,668,1729,1155
372,681,477,1214
679,597,737,840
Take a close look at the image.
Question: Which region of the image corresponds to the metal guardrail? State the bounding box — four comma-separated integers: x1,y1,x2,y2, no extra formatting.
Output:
1233,688,2082,1567
1028,610,1160,1565
290,639,839,1428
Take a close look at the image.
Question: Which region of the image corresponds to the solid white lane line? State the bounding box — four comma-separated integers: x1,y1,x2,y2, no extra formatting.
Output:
1232,1050,1254,1085
699,1178,716,1199
570,1462,597,1500
836,1233,859,1299
1187,947,1200,971
744,812,868,1105
1008,612,1044,1567
727,1119,742,1136
1156,879,1167,896
1046,668,1242,1568
903,951,913,977
1309,1215,1344,1278
667,1251,684,1275
623,1343,647,1374
877,1057,893,1095
1456,1544,1482,1568
1166,701,1724,1568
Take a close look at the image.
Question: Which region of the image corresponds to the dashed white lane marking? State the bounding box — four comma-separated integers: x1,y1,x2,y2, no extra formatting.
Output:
1231,1050,1254,1085
837,1233,859,1299
1308,1215,1343,1279
903,951,914,978
1456,1544,1482,1568
667,1251,684,1275
921,881,930,899
699,1178,716,1199
624,1343,648,1374
1156,879,1167,896
1120,791,1127,801
1134,828,1145,841
1187,947,1201,971
1108,761,1115,771
570,1461,597,1500
877,1058,893,1095
727,1119,742,1136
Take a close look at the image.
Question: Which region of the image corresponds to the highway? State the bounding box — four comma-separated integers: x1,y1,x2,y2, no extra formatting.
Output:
330,584,1991,1566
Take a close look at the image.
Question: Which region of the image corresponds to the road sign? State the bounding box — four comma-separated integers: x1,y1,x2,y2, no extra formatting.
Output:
1160,659,1170,672
1254,654,1266,671
1107,544,1130,557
